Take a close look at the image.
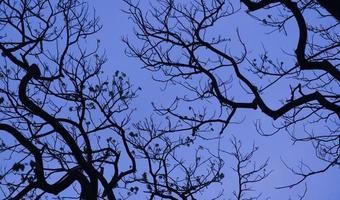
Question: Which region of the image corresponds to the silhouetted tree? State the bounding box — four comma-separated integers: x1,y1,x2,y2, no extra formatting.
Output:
1,0,338,199
130,117,225,199
0,1,138,199
125,0,339,191
0,1,268,199
228,136,271,200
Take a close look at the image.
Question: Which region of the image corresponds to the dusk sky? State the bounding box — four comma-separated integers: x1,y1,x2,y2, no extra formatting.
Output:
89,1,339,199
0,0,339,199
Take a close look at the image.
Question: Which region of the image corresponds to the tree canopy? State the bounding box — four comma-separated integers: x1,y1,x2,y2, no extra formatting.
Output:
0,0,338,199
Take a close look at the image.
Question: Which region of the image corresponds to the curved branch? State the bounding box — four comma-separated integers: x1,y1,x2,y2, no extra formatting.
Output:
18,64,115,200
241,0,340,80
0,124,94,199
195,34,340,119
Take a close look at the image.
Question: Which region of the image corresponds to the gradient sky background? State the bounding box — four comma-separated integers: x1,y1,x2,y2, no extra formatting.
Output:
88,1,340,199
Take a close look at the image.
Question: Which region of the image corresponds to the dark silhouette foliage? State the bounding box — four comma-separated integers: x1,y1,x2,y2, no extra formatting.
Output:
0,0,137,199
0,0,338,199
125,0,339,192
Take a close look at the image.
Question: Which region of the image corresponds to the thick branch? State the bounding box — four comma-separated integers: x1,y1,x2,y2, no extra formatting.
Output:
241,0,340,80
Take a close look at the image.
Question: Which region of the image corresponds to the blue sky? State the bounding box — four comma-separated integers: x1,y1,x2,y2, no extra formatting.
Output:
90,0,340,199
0,0,338,199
